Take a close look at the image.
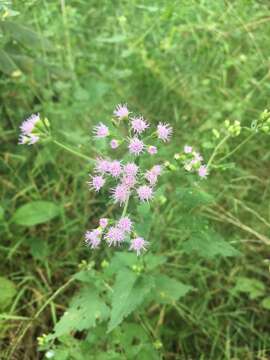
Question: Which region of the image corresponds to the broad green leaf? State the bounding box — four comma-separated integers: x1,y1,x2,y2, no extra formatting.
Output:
261,297,270,310
183,230,240,258
0,49,18,75
0,20,52,49
53,286,109,337
233,277,265,299
12,201,61,226
153,274,193,304
176,187,214,210
26,237,48,260
108,271,154,332
0,206,4,221
0,277,16,310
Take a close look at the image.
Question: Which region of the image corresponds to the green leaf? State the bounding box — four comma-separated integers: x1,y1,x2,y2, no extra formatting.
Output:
153,274,193,304
261,297,270,310
183,230,240,258
12,201,61,226
233,277,265,300
0,49,18,75
0,20,52,50
108,271,153,332
176,187,214,210
53,286,109,338
0,277,16,310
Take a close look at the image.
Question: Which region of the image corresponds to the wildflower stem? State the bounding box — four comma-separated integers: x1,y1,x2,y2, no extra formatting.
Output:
218,132,255,163
52,139,95,163
121,196,130,218
207,134,230,167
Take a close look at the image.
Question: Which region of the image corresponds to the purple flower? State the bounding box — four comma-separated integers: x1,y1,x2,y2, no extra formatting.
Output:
117,216,132,233
88,175,105,192
151,165,162,176
145,170,158,186
85,229,102,248
123,163,139,177
110,139,119,149
129,237,148,256
147,145,157,155
198,165,208,178
108,160,122,178
121,174,137,188
128,137,144,156
194,152,203,162
184,145,193,154
157,122,173,142
20,113,40,135
137,185,153,202
114,104,129,120
111,184,130,205
130,116,149,134
93,122,109,138
95,158,111,174
105,226,125,246
99,218,108,228
19,114,41,145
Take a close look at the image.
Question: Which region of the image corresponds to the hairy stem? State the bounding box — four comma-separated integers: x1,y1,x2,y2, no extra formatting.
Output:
52,139,95,163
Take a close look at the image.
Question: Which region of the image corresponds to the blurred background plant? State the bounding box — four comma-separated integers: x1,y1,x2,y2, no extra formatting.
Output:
1,0,270,359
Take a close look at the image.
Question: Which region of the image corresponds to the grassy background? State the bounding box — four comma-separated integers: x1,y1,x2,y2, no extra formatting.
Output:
1,0,270,359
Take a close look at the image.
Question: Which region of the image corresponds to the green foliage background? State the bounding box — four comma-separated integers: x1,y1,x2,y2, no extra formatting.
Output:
1,0,270,359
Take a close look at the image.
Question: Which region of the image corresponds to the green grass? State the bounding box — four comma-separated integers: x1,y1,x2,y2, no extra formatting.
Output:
1,0,270,359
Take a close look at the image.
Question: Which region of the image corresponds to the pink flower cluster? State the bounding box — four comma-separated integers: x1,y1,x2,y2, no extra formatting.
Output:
85,216,148,256
85,104,173,255
182,145,208,178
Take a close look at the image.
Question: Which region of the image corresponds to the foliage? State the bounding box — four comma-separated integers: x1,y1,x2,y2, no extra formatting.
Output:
1,1,270,359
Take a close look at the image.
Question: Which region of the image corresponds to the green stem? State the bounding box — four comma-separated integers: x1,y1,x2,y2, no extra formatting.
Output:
218,132,255,163
121,196,130,218
207,134,230,167
52,139,94,163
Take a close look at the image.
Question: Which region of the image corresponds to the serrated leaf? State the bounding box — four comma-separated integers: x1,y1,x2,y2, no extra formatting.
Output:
12,201,61,226
0,276,16,310
176,187,214,210
53,286,109,337
183,230,240,258
108,271,153,332
153,274,193,304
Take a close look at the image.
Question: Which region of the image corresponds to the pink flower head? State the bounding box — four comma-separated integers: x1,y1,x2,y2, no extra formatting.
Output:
184,145,193,154
105,226,125,246
114,104,129,120
121,174,137,188
88,175,105,192
147,145,157,155
123,163,139,177
111,184,130,205
198,165,208,178
157,122,173,142
194,152,203,162
110,139,119,149
93,122,109,138
108,160,122,178
130,116,149,134
151,165,162,176
95,158,111,174
145,170,158,186
129,237,148,256
20,113,40,135
85,228,102,248
99,218,108,228
128,137,144,156
117,216,132,233
137,185,153,202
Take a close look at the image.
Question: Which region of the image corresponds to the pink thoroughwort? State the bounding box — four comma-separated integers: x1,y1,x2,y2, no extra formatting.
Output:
85,104,173,256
